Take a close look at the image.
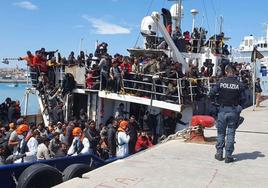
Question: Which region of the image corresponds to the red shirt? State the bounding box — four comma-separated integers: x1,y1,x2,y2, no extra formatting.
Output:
33,55,42,69
22,55,35,67
39,61,48,72
86,74,94,89
120,63,132,73
34,56,48,72
135,136,153,152
184,32,191,41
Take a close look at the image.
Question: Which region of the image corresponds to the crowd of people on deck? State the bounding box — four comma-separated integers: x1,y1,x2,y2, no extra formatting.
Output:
14,36,245,109
0,94,189,165
143,24,228,55
0,36,254,165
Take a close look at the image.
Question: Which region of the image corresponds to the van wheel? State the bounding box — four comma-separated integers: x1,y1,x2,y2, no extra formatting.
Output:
62,164,91,182
17,163,63,188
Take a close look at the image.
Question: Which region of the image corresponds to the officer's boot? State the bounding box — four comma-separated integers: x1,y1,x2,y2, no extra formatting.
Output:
215,153,224,161
225,157,235,163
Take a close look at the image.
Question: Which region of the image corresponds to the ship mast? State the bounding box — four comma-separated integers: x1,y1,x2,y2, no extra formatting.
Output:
169,0,183,31
177,0,182,29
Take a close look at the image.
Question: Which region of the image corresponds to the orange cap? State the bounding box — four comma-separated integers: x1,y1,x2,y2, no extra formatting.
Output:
119,120,128,130
72,127,82,136
16,124,29,135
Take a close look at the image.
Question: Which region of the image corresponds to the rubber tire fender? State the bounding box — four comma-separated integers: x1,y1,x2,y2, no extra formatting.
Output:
62,163,91,182
17,163,63,188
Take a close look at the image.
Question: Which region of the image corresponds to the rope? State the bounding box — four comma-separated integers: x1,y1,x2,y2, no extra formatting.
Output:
160,127,191,143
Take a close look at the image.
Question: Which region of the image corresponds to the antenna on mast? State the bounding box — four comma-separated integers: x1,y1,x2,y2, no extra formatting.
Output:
79,38,84,52
219,15,224,33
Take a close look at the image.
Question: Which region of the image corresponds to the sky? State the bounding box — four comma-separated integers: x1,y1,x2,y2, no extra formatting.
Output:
0,0,268,68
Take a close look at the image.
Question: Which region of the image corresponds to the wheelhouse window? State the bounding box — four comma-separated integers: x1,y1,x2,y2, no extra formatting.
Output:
249,39,253,46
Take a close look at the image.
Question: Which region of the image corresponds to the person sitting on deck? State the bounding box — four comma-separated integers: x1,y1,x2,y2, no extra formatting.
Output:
135,131,153,152
37,137,51,160
14,125,38,163
48,132,61,157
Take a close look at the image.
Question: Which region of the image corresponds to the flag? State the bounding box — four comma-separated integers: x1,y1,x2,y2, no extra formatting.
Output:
251,47,264,62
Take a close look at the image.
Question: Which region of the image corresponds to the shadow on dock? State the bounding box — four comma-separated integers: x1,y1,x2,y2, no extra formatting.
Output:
233,151,265,161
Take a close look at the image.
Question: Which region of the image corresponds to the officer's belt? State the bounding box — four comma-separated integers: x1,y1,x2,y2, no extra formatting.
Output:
220,104,238,107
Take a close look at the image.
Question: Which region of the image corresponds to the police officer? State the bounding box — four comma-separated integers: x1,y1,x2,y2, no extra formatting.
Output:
209,65,245,163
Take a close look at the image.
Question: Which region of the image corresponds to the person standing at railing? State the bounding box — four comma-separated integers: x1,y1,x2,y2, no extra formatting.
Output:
86,71,94,89
77,51,86,67
19,51,38,87
109,59,122,93
67,51,76,66
165,80,178,102
120,56,132,89
131,58,143,92
32,50,43,83
47,57,58,87
99,55,110,90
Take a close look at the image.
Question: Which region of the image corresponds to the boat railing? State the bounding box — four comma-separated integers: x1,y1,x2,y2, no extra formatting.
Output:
101,71,216,105
28,64,216,115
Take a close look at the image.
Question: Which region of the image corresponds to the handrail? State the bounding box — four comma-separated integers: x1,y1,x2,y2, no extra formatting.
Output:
30,63,217,107
120,72,215,105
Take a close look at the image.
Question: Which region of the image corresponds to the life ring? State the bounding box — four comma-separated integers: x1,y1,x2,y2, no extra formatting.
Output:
17,163,63,188
62,163,91,182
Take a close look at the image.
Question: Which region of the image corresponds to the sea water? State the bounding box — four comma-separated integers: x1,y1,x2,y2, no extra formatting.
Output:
0,83,39,115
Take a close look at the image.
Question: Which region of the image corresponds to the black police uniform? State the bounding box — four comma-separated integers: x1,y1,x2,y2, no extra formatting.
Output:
210,76,245,162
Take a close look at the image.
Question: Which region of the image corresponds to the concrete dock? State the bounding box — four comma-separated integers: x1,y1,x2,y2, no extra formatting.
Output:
56,100,268,188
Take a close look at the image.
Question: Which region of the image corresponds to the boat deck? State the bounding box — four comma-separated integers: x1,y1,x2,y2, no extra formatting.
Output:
55,100,268,188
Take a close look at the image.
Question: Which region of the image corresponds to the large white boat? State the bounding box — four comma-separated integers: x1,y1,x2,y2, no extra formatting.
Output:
233,23,268,93
24,0,231,128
